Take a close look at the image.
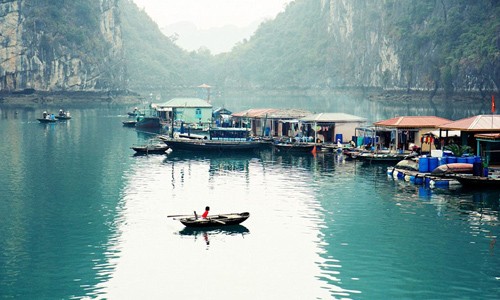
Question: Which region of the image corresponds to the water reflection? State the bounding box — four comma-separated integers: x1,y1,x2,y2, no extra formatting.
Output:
177,225,250,249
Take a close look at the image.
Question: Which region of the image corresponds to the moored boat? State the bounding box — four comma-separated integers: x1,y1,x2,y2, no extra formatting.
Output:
135,116,163,129
452,174,500,188
358,152,410,163
122,120,137,127
273,142,316,153
177,212,250,228
159,127,265,152
131,143,169,154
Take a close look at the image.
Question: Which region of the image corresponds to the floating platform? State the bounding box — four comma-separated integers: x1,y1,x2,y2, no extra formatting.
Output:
387,167,461,189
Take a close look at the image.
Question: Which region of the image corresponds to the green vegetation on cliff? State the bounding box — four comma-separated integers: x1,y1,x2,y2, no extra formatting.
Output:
384,0,500,95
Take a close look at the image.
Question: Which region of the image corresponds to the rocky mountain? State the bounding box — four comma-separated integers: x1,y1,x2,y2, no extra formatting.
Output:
216,0,499,96
0,0,125,92
0,0,498,97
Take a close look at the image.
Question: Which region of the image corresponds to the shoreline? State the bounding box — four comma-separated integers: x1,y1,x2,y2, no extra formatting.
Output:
0,91,145,108
0,89,491,108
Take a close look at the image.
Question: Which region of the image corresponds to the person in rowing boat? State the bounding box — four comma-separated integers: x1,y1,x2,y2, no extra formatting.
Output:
201,206,210,218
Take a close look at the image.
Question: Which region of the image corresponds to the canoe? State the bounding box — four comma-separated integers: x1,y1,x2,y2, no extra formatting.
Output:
178,212,250,228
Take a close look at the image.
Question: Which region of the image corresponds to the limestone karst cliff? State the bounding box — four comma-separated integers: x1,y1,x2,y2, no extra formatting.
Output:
0,0,124,92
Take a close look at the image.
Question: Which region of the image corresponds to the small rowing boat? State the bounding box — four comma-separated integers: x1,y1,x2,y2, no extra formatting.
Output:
131,143,169,154
170,212,250,228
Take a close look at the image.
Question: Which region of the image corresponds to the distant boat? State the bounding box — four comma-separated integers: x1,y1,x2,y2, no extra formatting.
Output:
159,127,265,152
127,111,145,117
55,110,71,120
55,113,71,120
37,118,56,123
175,212,250,228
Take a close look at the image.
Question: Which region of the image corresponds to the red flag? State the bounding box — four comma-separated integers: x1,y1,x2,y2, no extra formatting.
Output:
492,94,496,114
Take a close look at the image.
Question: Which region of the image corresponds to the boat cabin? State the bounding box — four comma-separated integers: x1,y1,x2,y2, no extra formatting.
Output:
209,127,251,141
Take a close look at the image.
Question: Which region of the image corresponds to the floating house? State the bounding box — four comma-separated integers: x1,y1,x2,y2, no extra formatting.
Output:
439,115,500,165
153,97,213,126
373,116,452,152
231,108,311,138
299,113,367,143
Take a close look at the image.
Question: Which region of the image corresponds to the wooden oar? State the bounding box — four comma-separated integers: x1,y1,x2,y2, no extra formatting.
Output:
167,214,194,218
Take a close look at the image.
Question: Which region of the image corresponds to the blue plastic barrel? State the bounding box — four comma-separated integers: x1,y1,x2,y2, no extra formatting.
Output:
415,177,424,185
466,157,475,164
434,180,449,188
448,156,457,163
457,157,467,163
439,157,447,165
428,157,439,172
419,157,429,172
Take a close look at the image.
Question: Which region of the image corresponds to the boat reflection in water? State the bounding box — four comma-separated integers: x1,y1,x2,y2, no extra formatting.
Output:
177,225,250,248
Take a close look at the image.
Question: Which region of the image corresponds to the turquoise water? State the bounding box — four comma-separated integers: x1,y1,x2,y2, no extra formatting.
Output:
0,106,499,299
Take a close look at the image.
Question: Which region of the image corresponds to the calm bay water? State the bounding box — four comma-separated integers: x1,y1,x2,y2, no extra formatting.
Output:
0,102,499,299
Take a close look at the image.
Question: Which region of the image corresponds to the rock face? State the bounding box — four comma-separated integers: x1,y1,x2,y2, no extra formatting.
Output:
321,0,499,92
0,0,125,92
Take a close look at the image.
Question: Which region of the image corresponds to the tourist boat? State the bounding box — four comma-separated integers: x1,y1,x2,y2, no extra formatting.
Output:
131,143,169,154
273,142,316,153
452,174,500,188
175,212,250,228
159,127,265,152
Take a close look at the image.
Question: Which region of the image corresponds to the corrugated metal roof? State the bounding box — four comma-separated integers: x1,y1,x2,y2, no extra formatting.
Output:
267,109,311,119
155,98,212,108
300,113,367,123
231,108,279,118
439,115,500,131
373,116,451,128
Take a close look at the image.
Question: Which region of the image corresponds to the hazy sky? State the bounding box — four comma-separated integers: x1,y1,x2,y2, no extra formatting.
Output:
132,0,292,29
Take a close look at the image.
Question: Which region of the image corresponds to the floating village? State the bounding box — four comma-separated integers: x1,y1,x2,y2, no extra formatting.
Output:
39,90,500,193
